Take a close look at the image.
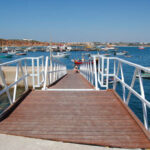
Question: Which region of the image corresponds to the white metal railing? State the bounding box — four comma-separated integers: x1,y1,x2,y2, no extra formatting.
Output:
42,56,67,90
80,58,98,90
80,55,150,130
30,56,45,89
0,56,44,105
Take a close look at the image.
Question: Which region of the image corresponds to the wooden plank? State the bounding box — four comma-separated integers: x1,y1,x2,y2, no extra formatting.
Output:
0,90,150,148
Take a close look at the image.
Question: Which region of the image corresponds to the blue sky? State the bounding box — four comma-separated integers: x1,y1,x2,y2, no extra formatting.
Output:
0,0,150,42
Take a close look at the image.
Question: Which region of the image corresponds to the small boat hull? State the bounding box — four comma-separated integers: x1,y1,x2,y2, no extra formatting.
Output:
74,61,83,65
136,73,150,79
0,54,13,58
52,52,70,58
138,46,144,50
16,53,27,56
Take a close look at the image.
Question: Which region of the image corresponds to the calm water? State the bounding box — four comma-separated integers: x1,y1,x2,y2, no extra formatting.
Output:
0,46,150,126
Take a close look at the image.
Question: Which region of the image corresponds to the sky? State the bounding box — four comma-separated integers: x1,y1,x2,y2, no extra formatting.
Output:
0,0,150,42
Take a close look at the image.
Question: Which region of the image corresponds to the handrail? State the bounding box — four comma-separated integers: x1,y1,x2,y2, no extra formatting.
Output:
80,59,96,89
42,56,67,90
80,55,150,130
0,56,44,105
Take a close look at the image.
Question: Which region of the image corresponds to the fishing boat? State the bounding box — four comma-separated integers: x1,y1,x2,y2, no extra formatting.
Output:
74,60,83,65
136,68,150,79
104,77,115,84
24,46,32,52
52,52,70,58
1,46,8,53
116,52,127,55
138,46,144,50
16,52,27,56
101,47,115,51
125,55,132,58
8,50,16,55
0,54,13,58
72,58,94,65
103,53,111,57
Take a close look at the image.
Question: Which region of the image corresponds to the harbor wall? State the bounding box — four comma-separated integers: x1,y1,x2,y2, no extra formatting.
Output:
0,66,43,88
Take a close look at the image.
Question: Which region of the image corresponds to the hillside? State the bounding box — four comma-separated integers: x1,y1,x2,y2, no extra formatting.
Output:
0,39,49,47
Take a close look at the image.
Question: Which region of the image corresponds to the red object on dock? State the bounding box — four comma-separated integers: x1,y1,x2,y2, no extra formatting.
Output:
74,60,84,65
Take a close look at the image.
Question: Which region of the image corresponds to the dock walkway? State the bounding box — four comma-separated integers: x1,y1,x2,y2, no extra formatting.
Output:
49,70,94,89
0,71,150,148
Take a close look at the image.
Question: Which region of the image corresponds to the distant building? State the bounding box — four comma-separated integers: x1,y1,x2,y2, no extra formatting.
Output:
23,39,32,41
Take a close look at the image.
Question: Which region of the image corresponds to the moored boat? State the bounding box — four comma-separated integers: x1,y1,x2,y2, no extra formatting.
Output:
116,52,127,55
103,53,111,57
8,50,16,55
16,52,27,56
101,47,115,51
138,46,144,50
52,52,70,58
74,60,83,65
136,68,150,79
0,54,13,58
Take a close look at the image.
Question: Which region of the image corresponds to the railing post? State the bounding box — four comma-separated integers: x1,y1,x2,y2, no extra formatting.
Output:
24,59,28,89
56,64,58,80
37,58,40,86
43,56,49,90
49,59,52,84
32,59,35,89
91,60,93,83
41,56,44,84
120,63,126,102
0,66,12,104
126,69,137,105
13,63,19,102
113,59,116,76
113,62,120,90
101,57,105,85
53,63,56,82
97,57,100,86
138,69,148,130
89,60,92,84
106,58,109,89
20,61,28,91
93,56,99,90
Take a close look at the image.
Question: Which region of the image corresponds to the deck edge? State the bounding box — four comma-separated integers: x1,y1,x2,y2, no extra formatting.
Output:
110,89,150,140
79,73,95,89
0,89,31,122
48,73,67,88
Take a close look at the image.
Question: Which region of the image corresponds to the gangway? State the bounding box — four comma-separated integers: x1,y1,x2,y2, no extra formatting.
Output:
0,55,150,148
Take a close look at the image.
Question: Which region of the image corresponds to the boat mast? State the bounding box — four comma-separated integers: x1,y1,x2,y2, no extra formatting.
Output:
49,39,53,67
1,40,3,52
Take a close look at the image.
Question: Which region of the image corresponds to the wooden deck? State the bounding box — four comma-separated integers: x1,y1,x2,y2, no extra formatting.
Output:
0,71,150,148
49,70,94,89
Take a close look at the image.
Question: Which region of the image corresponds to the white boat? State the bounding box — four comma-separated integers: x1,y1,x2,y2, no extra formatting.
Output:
116,52,127,55
136,67,150,79
138,46,144,50
52,52,70,58
101,47,115,51
66,46,72,51
24,47,33,52
3,46,8,51
8,50,16,55
2,46,8,53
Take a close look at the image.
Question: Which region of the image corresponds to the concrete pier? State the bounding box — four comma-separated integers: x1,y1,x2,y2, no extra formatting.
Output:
0,66,41,87
0,134,139,150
